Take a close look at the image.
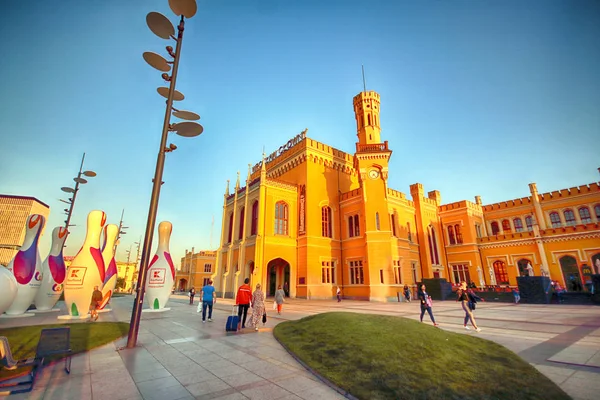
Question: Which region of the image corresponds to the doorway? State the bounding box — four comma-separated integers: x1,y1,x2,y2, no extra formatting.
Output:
266,258,291,297
559,255,582,292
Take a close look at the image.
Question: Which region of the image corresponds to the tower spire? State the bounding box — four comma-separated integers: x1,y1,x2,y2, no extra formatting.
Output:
225,179,230,196
362,65,366,92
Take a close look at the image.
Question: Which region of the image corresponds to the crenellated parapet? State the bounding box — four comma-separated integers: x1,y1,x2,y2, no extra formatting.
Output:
537,183,600,201
387,188,407,200
482,197,533,212
439,199,481,213
340,187,363,202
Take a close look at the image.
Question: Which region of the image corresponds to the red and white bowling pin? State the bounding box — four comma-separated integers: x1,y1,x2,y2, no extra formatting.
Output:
145,221,175,310
5,214,45,315
62,210,106,318
99,224,119,310
34,227,68,311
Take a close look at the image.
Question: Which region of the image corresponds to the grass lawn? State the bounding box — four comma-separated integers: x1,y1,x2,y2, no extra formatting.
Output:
0,322,129,380
273,313,571,400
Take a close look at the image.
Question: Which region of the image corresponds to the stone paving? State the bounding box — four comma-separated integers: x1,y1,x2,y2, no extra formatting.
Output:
0,294,599,400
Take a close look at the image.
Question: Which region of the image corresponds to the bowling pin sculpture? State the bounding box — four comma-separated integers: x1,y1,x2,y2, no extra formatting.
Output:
4,214,45,316
60,210,106,319
0,266,18,315
98,224,119,310
33,227,68,311
144,221,175,311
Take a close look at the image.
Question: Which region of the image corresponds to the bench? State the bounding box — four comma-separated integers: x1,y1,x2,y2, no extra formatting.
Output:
0,327,71,394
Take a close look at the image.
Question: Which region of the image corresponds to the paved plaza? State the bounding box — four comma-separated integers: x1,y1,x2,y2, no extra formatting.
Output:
1,295,599,400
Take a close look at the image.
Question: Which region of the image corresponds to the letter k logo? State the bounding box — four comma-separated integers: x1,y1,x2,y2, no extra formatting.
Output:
71,270,79,278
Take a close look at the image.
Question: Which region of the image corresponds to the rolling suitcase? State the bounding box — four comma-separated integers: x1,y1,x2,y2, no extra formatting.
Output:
226,305,239,332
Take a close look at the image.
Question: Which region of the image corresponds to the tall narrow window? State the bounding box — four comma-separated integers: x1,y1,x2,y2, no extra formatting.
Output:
274,201,289,235
475,224,482,238
227,213,234,243
525,216,533,231
349,260,364,284
390,213,397,237
322,206,332,238
549,212,561,228
375,212,380,230
452,264,471,284
348,216,354,238
367,114,372,125
251,201,258,236
238,207,245,240
431,228,440,265
564,209,576,226
448,225,456,245
379,269,384,284
579,207,591,224
493,260,509,285
455,224,463,244
513,218,523,233
595,205,600,219
407,222,412,242
354,214,360,236
501,219,511,232
491,221,500,235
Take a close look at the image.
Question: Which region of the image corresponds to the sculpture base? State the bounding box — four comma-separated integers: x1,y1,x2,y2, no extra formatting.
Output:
98,308,112,313
142,307,171,313
422,278,453,301
517,276,551,304
28,308,61,313
57,314,91,320
0,313,35,318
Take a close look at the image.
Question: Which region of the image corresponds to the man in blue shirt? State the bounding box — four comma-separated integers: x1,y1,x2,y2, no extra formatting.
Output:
200,280,216,323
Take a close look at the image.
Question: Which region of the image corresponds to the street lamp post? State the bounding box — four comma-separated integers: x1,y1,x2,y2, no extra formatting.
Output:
126,0,203,349
114,209,128,256
60,152,97,243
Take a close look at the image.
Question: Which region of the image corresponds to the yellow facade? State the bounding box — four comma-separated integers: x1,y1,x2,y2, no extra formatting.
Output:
175,249,217,291
213,90,600,301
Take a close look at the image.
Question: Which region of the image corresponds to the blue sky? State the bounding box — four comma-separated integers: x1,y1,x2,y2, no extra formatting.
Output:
1,0,599,266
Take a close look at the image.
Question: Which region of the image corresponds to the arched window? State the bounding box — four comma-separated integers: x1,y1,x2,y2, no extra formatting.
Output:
250,201,259,235
354,214,360,236
321,206,332,238
375,212,380,230
595,205,600,219
359,115,363,127
513,218,523,233
579,207,591,224
367,114,372,125
238,207,245,240
564,209,576,226
274,202,289,235
455,224,463,244
549,212,561,228
227,212,234,243
501,219,511,232
525,216,533,231
491,221,500,235
493,260,509,285
428,227,440,265
374,114,378,126
447,225,456,245
390,213,397,237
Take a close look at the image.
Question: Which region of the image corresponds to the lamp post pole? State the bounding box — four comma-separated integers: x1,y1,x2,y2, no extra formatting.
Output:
126,0,201,349
64,153,86,230
127,18,186,349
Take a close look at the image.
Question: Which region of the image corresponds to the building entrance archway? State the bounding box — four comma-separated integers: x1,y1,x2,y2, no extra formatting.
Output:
517,259,532,277
559,255,582,292
178,279,188,292
266,258,290,297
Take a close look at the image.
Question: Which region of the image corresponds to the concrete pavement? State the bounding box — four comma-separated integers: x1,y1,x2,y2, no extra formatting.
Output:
1,294,599,400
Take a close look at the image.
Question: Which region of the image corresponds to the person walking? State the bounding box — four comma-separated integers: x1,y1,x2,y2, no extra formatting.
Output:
417,284,438,326
199,280,216,323
235,278,252,330
458,281,481,332
512,287,521,304
250,283,266,331
464,287,483,329
336,286,341,302
89,286,103,321
274,285,285,314
403,285,411,302
189,287,196,305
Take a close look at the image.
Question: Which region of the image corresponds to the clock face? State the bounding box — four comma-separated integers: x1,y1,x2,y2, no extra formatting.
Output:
368,169,380,179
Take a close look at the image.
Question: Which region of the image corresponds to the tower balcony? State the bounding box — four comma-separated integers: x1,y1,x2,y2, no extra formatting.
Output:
356,141,389,153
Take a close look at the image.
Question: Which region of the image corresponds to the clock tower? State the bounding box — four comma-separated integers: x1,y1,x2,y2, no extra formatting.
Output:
353,90,393,300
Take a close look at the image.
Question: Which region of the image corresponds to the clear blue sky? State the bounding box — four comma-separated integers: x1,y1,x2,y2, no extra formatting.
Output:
1,0,599,266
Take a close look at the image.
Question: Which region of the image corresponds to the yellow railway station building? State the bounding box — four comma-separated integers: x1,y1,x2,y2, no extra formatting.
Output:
213,89,600,301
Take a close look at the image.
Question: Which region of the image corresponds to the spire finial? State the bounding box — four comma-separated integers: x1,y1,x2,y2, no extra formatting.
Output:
361,65,366,92
225,179,230,195
236,171,240,188
247,163,252,180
